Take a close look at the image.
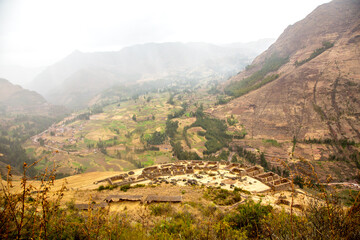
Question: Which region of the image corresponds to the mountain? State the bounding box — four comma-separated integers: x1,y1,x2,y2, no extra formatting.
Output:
30,41,272,108
0,78,66,116
211,0,360,178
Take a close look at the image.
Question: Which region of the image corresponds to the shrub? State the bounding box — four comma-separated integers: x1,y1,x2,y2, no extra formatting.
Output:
204,187,242,206
149,203,173,216
224,200,272,238
146,131,166,145
120,184,131,192
98,184,118,191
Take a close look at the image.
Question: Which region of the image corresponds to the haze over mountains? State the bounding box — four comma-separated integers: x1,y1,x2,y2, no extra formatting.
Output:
0,78,67,117
29,40,274,108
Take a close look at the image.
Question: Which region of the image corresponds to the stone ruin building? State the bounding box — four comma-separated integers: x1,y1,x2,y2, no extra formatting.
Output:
95,160,291,192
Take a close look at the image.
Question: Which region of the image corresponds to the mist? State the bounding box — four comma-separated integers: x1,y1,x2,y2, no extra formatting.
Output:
0,0,330,69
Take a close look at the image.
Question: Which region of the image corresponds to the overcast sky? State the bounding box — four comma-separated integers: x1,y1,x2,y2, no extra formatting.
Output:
0,0,331,68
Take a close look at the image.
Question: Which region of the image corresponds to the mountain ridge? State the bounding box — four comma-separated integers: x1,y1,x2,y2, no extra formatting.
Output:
30,40,274,108
0,78,66,116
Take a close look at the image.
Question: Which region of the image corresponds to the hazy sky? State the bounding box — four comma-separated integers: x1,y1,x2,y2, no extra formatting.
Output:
0,0,330,67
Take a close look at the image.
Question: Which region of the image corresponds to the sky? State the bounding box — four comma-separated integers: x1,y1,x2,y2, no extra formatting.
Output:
0,0,331,68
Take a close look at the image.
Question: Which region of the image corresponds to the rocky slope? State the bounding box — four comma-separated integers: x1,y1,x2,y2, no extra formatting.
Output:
211,0,360,179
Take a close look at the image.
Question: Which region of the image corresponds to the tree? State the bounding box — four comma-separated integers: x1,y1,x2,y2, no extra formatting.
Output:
39,138,45,146
165,120,179,139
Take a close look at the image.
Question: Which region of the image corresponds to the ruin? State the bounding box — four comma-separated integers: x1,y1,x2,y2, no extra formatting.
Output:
95,161,291,193
268,178,291,191
144,195,182,204
230,167,246,177
104,195,143,203
255,172,280,183
75,202,108,211
245,166,264,177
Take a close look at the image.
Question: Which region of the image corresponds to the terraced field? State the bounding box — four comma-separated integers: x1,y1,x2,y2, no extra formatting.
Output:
25,88,218,175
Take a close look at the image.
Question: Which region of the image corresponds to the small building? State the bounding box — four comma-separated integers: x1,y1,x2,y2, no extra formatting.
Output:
255,172,279,183
230,167,246,177
268,178,291,191
245,166,264,177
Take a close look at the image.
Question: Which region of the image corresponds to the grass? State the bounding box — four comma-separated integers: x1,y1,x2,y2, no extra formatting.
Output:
204,187,242,206
142,159,155,167
150,203,174,216
262,139,282,147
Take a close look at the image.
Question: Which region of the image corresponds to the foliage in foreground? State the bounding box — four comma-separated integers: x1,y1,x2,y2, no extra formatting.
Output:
0,158,360,239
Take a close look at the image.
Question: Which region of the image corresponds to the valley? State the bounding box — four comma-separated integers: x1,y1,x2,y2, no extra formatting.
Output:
1,0,360,239
24,87,220,175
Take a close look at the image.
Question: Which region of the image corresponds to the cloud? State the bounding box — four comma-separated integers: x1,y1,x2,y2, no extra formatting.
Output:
0,0,330,67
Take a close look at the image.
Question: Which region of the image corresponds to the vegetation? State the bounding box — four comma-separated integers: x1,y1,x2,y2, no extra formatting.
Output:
233,146,270,171
150,203,173,216
167,103,188,119
225,53,288,97
146,131,166,145
190,108,231,155
204,187,242,205
302,137,356,148
215,95,232,105
165,119,179,139
1,156,360,239
295,41,334,66
0,114,59,176
0,136,37,176
172,141,201,160
262,138,282,147
226,115,238,126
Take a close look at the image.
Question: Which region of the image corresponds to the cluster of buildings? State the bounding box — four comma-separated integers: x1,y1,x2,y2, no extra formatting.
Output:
95,160,291,192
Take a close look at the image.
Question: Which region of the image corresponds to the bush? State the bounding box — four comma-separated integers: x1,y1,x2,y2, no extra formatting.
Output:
224,200,272,238
204,187,242,206
149,203,173,216
98,185,118,191
120,184,131,192
146,131,166,145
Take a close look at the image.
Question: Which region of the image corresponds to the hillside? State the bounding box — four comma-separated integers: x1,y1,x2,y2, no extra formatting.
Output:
0,79,69,176
30,41,272,108
211,0,360,180
2,159,359,239
0,78,60,116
